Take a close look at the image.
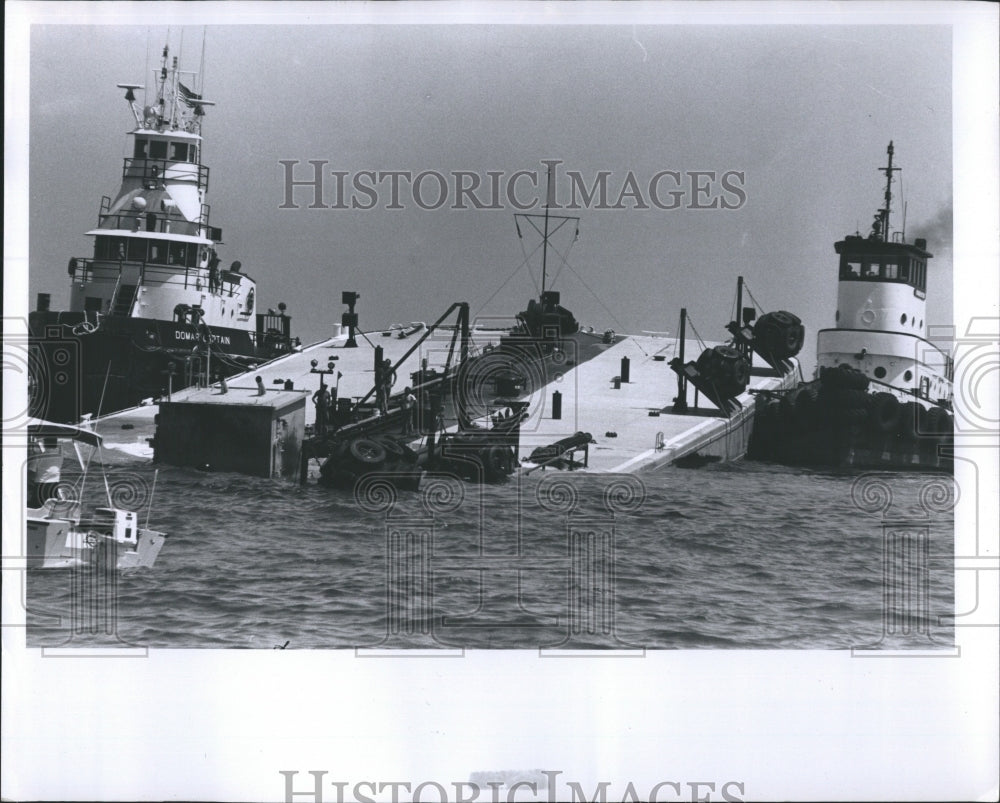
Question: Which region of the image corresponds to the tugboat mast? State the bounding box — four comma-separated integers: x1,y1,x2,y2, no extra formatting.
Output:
875,141,900,242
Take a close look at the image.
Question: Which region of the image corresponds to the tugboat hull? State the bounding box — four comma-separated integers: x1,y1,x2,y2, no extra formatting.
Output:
29,311,264,423
749,369,954,471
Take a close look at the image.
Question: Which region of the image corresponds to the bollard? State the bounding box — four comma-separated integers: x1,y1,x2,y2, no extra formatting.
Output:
620,356,630,384
552,390,562,420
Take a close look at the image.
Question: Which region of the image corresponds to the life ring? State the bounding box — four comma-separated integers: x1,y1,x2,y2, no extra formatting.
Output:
861,309,876,326
245,288,255,315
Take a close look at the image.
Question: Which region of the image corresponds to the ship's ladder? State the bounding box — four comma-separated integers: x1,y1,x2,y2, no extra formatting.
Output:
108,264,143,317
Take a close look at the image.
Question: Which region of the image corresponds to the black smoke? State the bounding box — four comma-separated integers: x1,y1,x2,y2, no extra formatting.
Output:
909,204,953,251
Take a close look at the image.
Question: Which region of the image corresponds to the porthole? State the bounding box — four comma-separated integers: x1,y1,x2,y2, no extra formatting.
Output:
904,370,913,382
835,310,840,322
919,319,923,328
900,313,907,325
874,366,887,379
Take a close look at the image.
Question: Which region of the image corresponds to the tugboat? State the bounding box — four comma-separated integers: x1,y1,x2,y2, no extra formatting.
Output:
29,42,293,424
749,142,954,470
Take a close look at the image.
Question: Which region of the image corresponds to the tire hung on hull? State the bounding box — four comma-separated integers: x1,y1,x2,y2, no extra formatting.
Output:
868,392,901,434
781,383,821,432
897,401,921,440
819,364,870,392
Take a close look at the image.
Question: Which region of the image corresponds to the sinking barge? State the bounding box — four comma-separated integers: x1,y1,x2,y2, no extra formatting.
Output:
147,166,805,484
147,272,802,486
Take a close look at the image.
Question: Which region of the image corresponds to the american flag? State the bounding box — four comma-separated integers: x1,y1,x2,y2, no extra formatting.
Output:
177,82,202,107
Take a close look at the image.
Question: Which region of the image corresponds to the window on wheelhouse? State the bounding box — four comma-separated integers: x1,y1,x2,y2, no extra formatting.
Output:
841,259,862,279
95,236,127,260
149,140,167,160
168,242,193,267
148,242,167,265
126,238,145,261
133,138,149,158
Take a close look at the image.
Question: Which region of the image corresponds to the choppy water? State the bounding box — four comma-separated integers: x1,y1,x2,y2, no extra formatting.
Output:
26,461,955,650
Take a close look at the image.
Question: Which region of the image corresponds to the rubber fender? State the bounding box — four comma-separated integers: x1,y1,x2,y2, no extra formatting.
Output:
794,385,821,430
897,401,921,439
942,411,954,438
868,392,901,434
839,389,870,410
820,364,869,392
925,406,949,435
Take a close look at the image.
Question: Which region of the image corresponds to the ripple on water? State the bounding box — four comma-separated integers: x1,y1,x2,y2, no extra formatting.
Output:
26,464,955,650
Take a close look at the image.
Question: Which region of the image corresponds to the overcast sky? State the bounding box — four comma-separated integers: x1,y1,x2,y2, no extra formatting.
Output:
4,6,1000,802
22,12,955,372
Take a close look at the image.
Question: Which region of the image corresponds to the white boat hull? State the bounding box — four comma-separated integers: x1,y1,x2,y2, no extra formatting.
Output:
26,506,166,570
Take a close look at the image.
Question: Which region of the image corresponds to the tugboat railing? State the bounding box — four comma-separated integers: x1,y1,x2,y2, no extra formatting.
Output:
70,258,202,293
121,157,209,190
97,210,204,236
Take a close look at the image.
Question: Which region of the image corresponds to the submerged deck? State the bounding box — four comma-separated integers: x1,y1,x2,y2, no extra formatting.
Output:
96,325,798,475
517,335,799,473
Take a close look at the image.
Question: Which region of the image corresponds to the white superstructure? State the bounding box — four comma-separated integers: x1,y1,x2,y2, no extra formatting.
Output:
815,142,953,407
65,45,258,333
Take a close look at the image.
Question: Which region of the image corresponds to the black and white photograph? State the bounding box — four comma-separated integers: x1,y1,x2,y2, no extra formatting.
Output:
3,2,998,801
